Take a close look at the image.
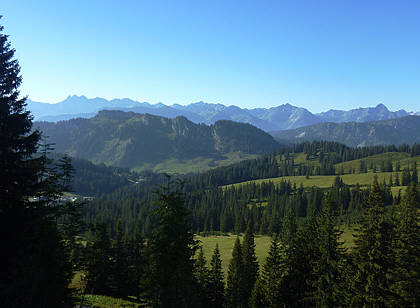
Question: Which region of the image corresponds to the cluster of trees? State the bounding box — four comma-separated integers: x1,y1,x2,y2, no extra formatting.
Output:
2,16,419,307
0,20,83,307
80,181,226,307
246,181,420,307
184,141,419,189
48,153,138,196
85,174,399,237
79,179,419,307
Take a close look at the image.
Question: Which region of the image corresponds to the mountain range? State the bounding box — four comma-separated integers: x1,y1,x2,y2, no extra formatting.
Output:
34,110,279,171
270,115,420,147
28,95,418,131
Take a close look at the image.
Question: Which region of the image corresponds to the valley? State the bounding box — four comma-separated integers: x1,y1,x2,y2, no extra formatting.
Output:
2,3,420,307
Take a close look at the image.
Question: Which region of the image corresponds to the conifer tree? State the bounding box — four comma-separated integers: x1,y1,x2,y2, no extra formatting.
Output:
0,17,75,307
242,222,259,306
226,237,246,308
110,219,130,298
310,192,346,307
351,178,396,306
391,182,420,306
257,236,284,308
194,247,210,306
147,179,198,307
207,244,225,308
411,161,418,184
84,223,113,295
125,230,146,300
249,278,268,308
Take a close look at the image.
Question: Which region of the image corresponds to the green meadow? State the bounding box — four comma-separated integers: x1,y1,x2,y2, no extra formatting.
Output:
223,152,420,193
133,152,258,174
196,227,356,276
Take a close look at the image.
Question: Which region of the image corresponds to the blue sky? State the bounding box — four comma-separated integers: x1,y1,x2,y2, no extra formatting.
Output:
2,0,420,112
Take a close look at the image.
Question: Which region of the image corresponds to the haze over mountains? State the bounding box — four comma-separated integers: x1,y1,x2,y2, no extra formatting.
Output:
28,95,418,131
34,110,278,171
271,115,420,147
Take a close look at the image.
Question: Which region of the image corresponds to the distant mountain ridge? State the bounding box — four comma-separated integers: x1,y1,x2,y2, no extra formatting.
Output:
34,110,279,169
270,115,420,147
27,95,417,131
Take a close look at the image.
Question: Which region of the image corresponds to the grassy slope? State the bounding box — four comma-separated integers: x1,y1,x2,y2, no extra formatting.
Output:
76,294,145,307
132,152,259,174
196,228,356,277
224,153,420,192
196,234,272,275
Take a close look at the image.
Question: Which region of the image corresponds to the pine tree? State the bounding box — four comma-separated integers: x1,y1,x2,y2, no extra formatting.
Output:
242,222,259,306
257,236,284,308
351,178,396,306
395,172,400,186
411,162,418,184
285,213,318,307
310,192,347,307
84,223,113,295
147,178,198,307
402,167,411,185
0,17,74,307
125,230,146,300
207,244,225,308
194,247,210,306
110,219,130,298
391,182,420,307
226,237,246,308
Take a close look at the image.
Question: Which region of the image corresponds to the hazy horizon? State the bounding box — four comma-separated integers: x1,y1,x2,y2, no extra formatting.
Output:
27,94,419,114
3,1,420,113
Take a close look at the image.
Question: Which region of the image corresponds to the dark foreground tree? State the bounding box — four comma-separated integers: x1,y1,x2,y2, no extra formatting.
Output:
392,182,420,306
242,222,259,306
0,17,75,307
146,178,199,307
350,178,396,306
207,244,225,308
310,192,347,307
254,236,283,308
226,237,246,308
84,223,113,295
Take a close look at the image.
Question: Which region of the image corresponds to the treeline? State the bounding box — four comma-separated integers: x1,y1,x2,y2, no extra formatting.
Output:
48,153,146,197
184,141,420,189
78,180,420,307
85,174,403,237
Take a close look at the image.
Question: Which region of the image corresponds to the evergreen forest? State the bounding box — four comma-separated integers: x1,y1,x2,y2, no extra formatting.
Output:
1,16,419,308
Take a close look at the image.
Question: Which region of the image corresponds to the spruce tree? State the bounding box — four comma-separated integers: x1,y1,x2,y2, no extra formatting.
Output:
125,230,146,300
242,222,259,306
0,17,74,307
147,179,198,307
249,278,268,308
258,236,284,308
110,219,130,298
391,182,420,306
84,223,113,295
207,244,225,308
226,237,246,308
194,247,210,306
351,178,396,306
310,192,347,307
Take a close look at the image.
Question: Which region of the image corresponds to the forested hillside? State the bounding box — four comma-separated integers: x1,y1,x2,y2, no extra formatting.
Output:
82,141,420,236
3,12,420,308
35,111,279,171
78,141,420,307
271,115,420,147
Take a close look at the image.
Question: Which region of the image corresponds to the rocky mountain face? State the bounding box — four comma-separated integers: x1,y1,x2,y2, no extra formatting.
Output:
34,110,279,169
270,115,420,147
315,103,409,123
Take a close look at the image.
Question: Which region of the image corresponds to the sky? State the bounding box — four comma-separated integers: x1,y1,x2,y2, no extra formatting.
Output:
1,0,420,112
